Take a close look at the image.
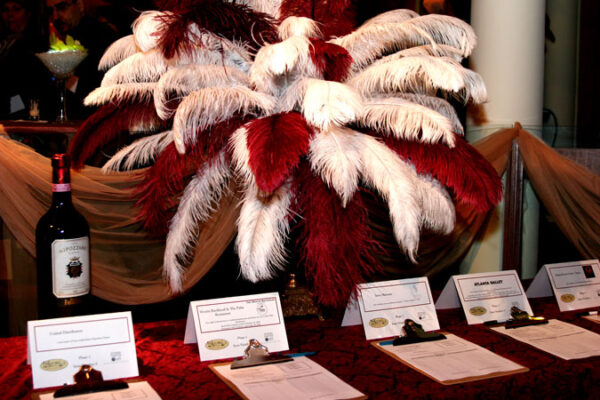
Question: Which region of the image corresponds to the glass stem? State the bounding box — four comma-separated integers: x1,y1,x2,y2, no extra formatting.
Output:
57,78,67,123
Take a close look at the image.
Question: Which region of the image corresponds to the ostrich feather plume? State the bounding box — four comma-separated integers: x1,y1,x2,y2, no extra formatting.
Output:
359,97,456,146
173,86,277,153
308,126,363,207
301,78,363,129
349,55,487,103
416,174,455,234
98,35,139,71
154,65,250,120
278,16,322,39
101,50,167,87
164,152,231,292
236,181,293,282
103,130,173,172
132,10,169,52
331,14,476,71
235,0,283,19
392,93,463,134
357,133,422,260
84,83,156,106
250,36,319,95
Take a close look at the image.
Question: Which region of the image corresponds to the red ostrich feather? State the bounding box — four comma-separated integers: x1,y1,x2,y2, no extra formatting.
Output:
293,162,382,307
246,112,313,193
69,102,163,169
384,134,503,212
308,39,353,82
156,0,278,59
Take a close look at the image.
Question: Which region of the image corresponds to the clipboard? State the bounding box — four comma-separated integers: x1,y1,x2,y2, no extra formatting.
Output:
208,339,366,400
372,334,528,385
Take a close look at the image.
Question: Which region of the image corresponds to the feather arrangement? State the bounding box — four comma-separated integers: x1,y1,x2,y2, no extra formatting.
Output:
71,1,502,306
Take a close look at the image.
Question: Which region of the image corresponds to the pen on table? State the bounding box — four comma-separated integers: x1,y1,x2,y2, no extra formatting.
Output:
379,339,395,346
289,351,317,358
576,310,598,317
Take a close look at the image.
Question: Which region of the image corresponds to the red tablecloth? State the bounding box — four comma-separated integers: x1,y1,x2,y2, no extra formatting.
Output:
2,298,599,399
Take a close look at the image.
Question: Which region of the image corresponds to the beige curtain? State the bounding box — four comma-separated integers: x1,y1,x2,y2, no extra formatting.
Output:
0,124,598,304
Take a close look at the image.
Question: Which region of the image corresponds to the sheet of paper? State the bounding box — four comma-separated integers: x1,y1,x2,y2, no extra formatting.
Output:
491,319,600,360
27,312,139,389
452,271,532,324
545,260,600,311
354,278,439,340
374,334,526,384
184,292,289,361
212,357,364,400
38,381,162,400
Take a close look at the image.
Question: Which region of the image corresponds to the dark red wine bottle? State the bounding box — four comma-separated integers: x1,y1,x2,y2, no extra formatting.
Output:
36,153,91,319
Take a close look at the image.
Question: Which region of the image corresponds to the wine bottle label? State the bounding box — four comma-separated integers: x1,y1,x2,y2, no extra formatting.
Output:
52,183,71,192
51,237,90,298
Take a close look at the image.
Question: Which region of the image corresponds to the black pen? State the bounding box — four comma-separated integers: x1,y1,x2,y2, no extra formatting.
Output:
576,310,598,317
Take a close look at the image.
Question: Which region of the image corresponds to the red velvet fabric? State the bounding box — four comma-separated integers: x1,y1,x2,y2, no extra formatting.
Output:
2,298,599,399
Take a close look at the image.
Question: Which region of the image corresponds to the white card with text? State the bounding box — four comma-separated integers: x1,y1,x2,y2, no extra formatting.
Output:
347,278,439,340
527,259,600,311
27,312,138,389
184,292,289,361
436,271,532,325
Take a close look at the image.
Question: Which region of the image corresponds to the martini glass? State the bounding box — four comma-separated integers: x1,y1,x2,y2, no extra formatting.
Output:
36,50,87,122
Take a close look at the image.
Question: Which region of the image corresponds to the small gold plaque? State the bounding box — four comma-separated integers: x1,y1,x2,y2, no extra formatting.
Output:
560,294,575,303
369,318,389,328
205,339,229,350
469,306,487,316
40,359,68,371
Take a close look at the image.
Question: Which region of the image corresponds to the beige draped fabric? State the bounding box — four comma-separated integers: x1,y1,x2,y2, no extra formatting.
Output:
0,124,598,304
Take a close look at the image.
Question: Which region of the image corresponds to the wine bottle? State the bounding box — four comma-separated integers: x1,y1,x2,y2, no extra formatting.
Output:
36,153,91,319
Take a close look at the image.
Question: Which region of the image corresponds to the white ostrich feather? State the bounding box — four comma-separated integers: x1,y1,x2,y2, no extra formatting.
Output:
331,14,476,71
98,35,139,71
101,36,252,87
360,9,419,27
132,10,168,52
278,16,322,39
232,0,282,19
173,86,276,153
356,134,422,260
229,124,255,187
362,44,465,73
236,180,292,282
101,49,167,87
359,97,456,146
84,83,156,106
348,55,487,103
103,130,173,172
164,152,231,292
301,79,363,129
391,93,463,134
277,78,309,113
182,27,253,72
250,36,319,96
416,174,455,234
154,65,250,120
308,126,363,206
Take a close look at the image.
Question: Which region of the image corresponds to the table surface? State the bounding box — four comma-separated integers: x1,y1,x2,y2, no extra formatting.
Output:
2,297,599,400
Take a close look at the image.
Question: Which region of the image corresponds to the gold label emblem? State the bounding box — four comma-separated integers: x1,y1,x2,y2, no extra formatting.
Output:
369,318,389,328
469,306,487,316
205,339,229,350
560,294,575,303
40,359,68,371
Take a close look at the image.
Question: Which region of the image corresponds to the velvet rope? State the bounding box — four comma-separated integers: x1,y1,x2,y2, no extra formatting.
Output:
0,124,598,305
